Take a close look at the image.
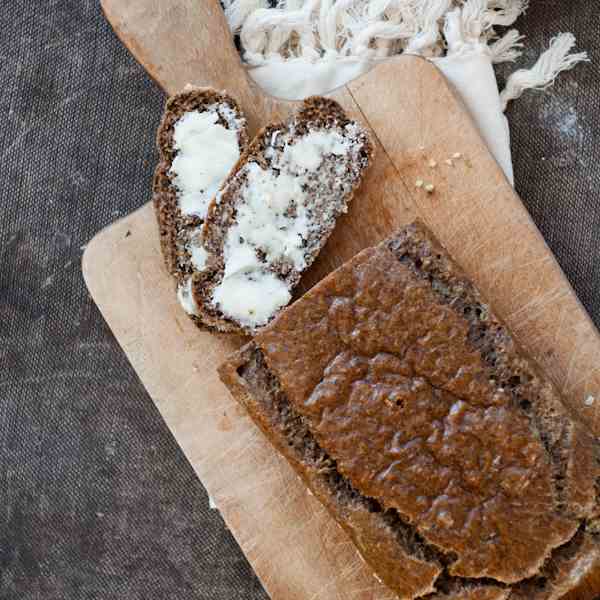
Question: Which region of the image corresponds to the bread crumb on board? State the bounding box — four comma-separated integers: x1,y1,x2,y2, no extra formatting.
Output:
416,179,435,193
585,395,595,407
453,152,462,159
428,158,437,168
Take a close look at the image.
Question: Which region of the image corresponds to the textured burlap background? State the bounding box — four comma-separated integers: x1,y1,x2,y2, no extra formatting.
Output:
0,2,598,599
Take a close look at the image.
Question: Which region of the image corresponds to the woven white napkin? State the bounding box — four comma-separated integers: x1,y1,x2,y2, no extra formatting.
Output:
224,0,588,185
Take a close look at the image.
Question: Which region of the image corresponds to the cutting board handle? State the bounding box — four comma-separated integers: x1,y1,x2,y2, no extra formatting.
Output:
101,0,251,95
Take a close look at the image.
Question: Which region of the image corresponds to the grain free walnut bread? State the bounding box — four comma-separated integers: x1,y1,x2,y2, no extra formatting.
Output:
197,96,374,334
219,222,600,600
153,87,248,322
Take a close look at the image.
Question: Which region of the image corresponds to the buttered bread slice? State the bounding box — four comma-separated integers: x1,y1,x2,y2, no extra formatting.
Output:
197,96,374,333
153,87,249,323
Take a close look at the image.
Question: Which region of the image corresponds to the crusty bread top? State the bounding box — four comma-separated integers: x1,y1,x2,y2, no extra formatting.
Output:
219,341,443,599
221,339,599,599
246,221,599,585
194,96,374,334
152,87,248,290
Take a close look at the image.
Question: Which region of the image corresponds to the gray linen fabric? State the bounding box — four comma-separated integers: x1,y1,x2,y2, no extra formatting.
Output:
0,1,597,599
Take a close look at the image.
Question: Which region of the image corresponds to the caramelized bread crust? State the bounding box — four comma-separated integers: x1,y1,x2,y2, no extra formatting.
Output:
219,221,600,599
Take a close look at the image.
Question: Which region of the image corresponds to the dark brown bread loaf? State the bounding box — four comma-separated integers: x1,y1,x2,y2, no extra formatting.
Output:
219,221,600,599
220,343,443,599
196,96,374,334
153,87,248,324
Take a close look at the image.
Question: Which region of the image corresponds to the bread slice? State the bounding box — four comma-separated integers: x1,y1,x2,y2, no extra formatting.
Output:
219,221,600,599
153,87,248,323
220,343,443,600
195,96,374,334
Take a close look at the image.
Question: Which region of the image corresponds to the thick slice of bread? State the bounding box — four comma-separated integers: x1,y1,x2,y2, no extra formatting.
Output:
195,96,374,334
219,222,600,599
220,343,443,600
221,342,600,600
153,87,248,324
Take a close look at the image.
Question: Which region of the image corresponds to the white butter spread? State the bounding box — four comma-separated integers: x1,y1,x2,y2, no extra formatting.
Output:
188,242,208,271
212,126,365,329
212,271,291,329
170,108,241,219
177,277,199,316
226,165,308,272
280,130,350,171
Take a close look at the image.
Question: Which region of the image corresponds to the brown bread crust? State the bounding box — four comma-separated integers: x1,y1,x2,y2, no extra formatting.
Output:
219,221,599,599
507,528,600,599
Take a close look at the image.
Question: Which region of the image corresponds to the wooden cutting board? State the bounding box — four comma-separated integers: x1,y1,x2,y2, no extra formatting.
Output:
84,1,600,598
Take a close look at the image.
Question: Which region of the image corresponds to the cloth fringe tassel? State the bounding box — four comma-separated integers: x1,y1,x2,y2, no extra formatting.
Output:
224,0,587,111
500,33,589,110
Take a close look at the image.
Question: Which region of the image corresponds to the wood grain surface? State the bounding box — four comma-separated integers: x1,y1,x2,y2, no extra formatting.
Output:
85,0,600,598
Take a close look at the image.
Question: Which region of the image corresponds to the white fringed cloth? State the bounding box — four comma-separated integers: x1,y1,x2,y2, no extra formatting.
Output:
223,0,588,184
